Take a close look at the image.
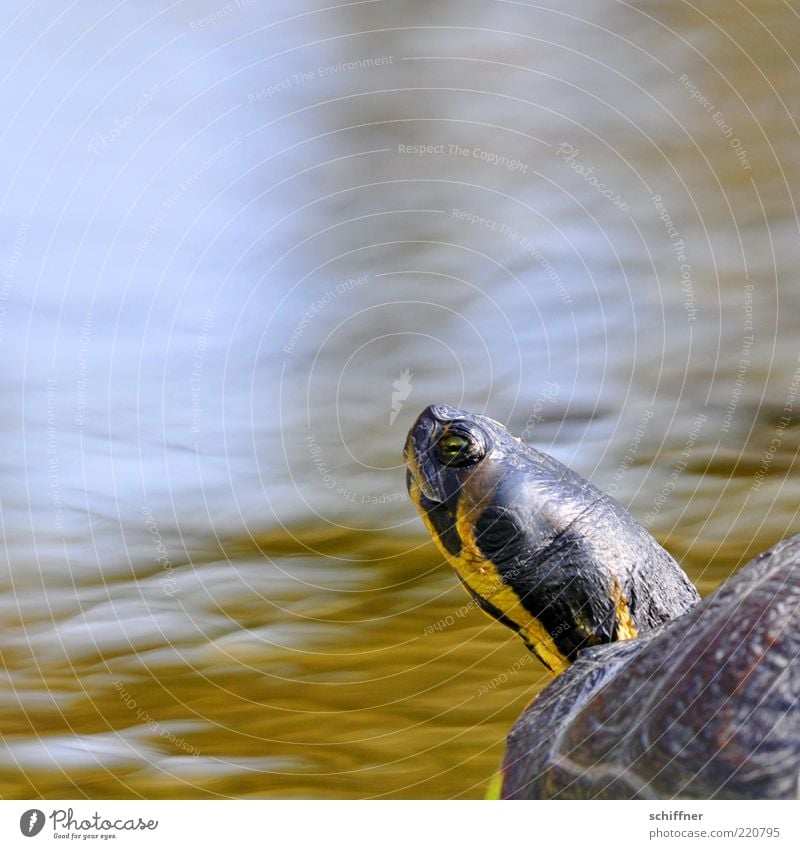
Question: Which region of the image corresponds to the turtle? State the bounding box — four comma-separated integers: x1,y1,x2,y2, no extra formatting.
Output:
404,403,800,799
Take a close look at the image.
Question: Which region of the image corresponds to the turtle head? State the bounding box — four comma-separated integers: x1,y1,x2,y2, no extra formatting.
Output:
404,405,699,673
403,403,513,509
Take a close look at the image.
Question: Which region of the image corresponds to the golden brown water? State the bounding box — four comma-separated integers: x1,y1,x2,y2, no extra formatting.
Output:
1,0,800,799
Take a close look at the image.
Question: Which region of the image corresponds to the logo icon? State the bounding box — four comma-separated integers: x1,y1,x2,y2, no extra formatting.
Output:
390,369,413,426
19,809,46,837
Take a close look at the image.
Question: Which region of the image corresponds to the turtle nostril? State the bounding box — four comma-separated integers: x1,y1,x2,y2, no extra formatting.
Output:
408,410,437,448
428,403,461,422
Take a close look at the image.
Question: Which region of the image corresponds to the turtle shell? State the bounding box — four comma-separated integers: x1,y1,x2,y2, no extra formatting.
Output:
502,535,800,799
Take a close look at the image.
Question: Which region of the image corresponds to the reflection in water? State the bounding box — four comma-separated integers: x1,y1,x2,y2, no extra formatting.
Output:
1,0,799,798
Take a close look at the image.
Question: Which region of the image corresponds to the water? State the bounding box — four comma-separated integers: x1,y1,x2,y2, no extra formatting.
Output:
1,0,799,798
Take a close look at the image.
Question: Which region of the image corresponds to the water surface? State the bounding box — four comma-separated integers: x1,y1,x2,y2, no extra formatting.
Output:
1,0,799,798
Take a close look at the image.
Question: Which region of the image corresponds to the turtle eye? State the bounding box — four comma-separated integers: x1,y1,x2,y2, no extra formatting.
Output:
435,432,483,467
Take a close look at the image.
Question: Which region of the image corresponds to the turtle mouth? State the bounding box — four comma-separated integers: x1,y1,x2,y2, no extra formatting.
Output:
407,466,442,504
404,439,443,504
403,424,444,504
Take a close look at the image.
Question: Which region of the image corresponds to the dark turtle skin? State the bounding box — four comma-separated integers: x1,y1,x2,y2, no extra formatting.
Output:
404,404,699,672
502,536,800,799
404,404,800,799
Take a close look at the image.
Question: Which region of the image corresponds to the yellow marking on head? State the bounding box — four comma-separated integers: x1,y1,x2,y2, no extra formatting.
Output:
408,476,444,549
407,441,568,673
406,441,444,526
484,771,503,800
452,497,569,674
610,579,638,641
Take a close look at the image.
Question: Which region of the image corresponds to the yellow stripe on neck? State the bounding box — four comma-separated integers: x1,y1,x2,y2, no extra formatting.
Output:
451,498,569,674
408,472,569,674
410,466,639,675
610,578,638,641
